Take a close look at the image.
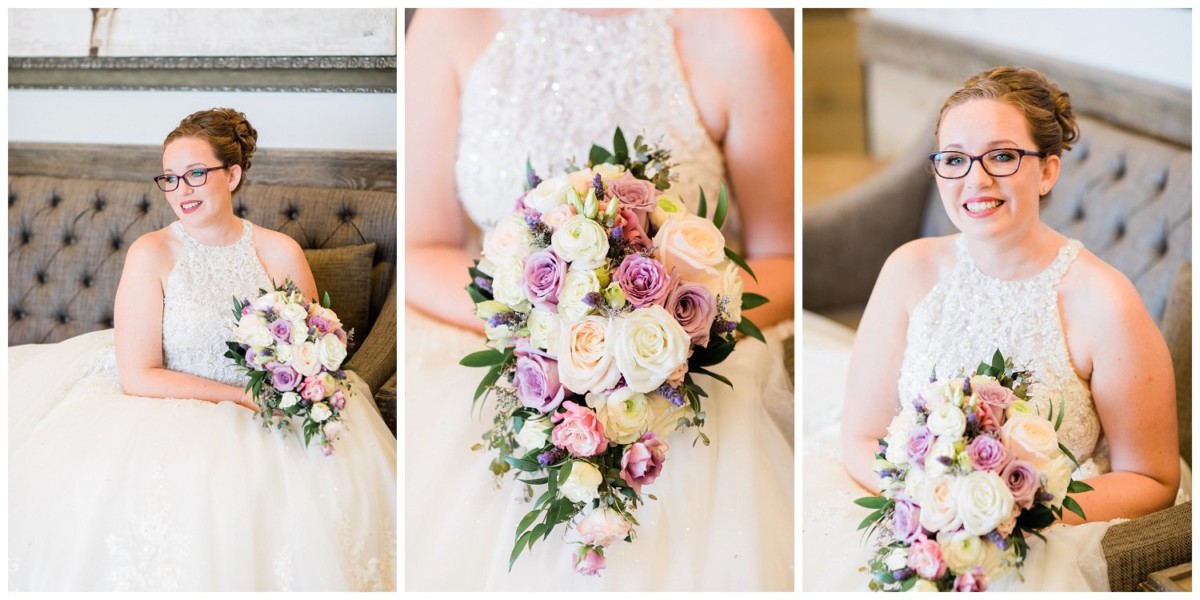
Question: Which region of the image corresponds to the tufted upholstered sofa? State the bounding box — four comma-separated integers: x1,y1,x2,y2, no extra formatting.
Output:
804,113,1191,590
8,142,398,436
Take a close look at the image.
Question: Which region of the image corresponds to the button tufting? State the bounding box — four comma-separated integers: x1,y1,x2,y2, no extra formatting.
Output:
8,192,15,207
64,234,75,246
1073,205,1085,221
1156,236,1169,257
111,237,123,251
339,207,356,222
20,230,30,245
13,309,23,321
36,271,47,284
235,202,248,218
1155,170,1168,191
93,196,106,212
138,196,151,214
82,275,93,288
58,313,70,324
103,316,114,328
287,207,300,220
50,193,61,207
1114,222,1125,240
1109,156,1126,180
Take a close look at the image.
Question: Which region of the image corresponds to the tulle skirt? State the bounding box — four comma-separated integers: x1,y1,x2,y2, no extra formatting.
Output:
9,329,397,591
404,306,795,591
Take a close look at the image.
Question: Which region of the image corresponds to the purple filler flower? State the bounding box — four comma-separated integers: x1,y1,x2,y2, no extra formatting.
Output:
665,282,717,347
513,354,566,413
966,435,1010,473
269,363,300,392
523,248,567,311
268,319,292,345
614,254,673,308
1001,459,1040,509
892,500,923,544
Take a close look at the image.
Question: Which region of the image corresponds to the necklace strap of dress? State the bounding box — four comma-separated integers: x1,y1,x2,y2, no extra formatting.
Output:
169,219,252,249
953,235,1083,285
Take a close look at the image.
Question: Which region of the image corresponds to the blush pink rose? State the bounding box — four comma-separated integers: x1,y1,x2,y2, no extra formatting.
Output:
551,401,608,457
575,507,632,547
572,546,606,576
953,567,988,591
605,171,658,213
907,537,948,580
620,433,669,493
299,376,326,403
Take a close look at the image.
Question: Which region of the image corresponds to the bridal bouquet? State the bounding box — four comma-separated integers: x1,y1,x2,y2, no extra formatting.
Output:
857,351,1093,591
226,279,353,456
460,128,767,575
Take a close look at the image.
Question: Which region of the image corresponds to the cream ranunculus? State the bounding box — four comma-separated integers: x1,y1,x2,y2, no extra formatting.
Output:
279,391,300,409
1041,454,1073,508
586,387,653,445
525,176,570,214
482,214,534,262
558,269,600,324
291,341,322,377
491,255,531,310
1001,412,1061,471
918,474,963,533
560,461,603,503
937,530,984,575
317,333,348,371
527,308,562,357
957,470,1015,536
309,402,332,422
927,405,967,442
274,343,293,364
609,306,690,393
592,163,626,181
650,195,688,228
514,415,553,451
884,546,909,572
551,215,609,271
557,316,621,395
652,213,726,284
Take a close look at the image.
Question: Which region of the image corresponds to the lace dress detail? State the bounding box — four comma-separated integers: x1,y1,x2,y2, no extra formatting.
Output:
162,220,271,387
899,236,1107,477
455,8,742,249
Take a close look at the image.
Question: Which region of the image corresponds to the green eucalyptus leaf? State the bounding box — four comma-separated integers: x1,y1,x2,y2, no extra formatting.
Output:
1063,496,1087,521
740,292,769,310
589,144,612,166
697,186,708,218
1067,480,1095,493
691,366,733,389
712,182,728,229
724,247,757,282
613,127,628,161
737,317,766,344
853,496,890,509
460,349,506,367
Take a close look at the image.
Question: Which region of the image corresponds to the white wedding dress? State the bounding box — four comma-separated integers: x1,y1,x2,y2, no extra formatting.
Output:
405,8,794,591
802,235,1190,591
9,220,397,592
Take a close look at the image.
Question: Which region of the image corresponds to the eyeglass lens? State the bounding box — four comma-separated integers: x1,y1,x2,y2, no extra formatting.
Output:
932,149,1023,178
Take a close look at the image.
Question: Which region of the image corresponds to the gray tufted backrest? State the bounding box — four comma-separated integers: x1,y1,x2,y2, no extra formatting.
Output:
919,116,1192,327
9,174,396,346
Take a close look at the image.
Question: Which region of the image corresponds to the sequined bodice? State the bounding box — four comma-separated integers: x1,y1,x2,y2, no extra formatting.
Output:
899,236,1107,476
161,220,273,386
455,8,741,248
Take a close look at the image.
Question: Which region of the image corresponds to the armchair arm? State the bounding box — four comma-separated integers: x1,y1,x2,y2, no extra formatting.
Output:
345,278,397,396
802,146,933,312
374,372,397,438
1101,501,1192,591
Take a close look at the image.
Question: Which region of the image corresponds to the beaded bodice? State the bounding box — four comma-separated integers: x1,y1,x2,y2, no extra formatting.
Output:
899,236,1107,476
161,220,273,387
454,8,742,248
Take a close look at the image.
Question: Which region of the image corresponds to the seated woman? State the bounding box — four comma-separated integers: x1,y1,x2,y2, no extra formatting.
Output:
8,108,396,592
803,66,1184,591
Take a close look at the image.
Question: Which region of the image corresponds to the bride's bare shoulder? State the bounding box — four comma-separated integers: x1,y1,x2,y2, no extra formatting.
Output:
407,9,501,79
876,235,957,306
125,226,180,273
1060,248,1151,326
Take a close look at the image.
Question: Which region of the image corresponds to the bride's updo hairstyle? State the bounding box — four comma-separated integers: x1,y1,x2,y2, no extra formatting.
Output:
935,66,1079,159
164,108,258,194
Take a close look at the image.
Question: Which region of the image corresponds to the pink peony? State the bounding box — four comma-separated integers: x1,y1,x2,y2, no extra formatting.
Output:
551,401,608,457
907,537,947,580
572,545,606,576
620,433,669,493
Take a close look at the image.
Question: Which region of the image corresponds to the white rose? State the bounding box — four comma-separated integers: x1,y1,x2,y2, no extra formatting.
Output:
279,391,300,409
591,163,626,181
925,437,957,478
280,301,308,323
883,547,909,572
482,214,534,262
317,333,348,371
560,461,602,503
323,420,346,442
586,387,653,445
979,538,1019,581
525,176,569,214
610,306,690,393
909,579,940,592
551,215,609,271
310,402,332,422
918,474,963,533
645,391,694,439
558,269,600,324
491,255,530,310
252,291,285,312
927,405,967,442
234,314,271,348
291,341,322,377
575,506,631,548
650,195,688,228
920,379,952,413
1041,454,1073,508
514,416,553,451
1001,412,1061,471
527,308,562,357
557,316,621,394
273,343,293,364
904,463,929,500
883,408,921,467
652,213,725,283
937,530,984,575
289,318,309,344
957,470,1015,536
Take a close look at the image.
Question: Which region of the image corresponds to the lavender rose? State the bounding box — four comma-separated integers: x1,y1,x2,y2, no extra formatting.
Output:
268,363,300,392
967,435,1010,473
892,500,923,544
665,282,717,347
523,248,568,312
268,319,292,345
1000,459,1040,510
620,432,669,493
905,426,934,465
513,353,567,413
974,381,1016,428
614,254,673,308
605,171,658,213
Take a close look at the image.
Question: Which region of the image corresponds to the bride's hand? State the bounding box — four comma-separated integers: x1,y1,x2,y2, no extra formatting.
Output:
235,390,259,412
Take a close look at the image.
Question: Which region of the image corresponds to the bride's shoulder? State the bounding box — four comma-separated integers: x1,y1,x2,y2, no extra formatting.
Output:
125,226,180,272
874,236,956,306
1060,248,1147,323
249,225,304,262
407,9,501,81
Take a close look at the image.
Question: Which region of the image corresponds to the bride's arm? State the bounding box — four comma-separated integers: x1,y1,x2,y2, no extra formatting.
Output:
1058,269,1179,523
114,234,254,409
403,9,491,333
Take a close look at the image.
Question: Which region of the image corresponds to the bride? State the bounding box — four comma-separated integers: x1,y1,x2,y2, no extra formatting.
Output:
405,8,795,591
8,108,397,591
803,67,1184,591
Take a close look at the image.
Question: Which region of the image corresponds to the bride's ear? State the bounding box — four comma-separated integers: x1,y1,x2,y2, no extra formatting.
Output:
1039,155,1061,196
228,164,242,192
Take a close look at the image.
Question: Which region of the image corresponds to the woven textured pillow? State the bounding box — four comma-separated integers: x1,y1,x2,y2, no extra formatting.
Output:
303,243,376,350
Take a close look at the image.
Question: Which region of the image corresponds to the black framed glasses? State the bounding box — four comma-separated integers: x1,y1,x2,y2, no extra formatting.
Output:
928,148,1044,179
154,165,228,192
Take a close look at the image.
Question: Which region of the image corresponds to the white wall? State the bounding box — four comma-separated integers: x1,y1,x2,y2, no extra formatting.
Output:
870,8,1191,89
9,90,396,151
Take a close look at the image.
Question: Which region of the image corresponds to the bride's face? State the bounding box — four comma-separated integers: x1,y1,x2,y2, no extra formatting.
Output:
934,99,1060,241
161,136,240,225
